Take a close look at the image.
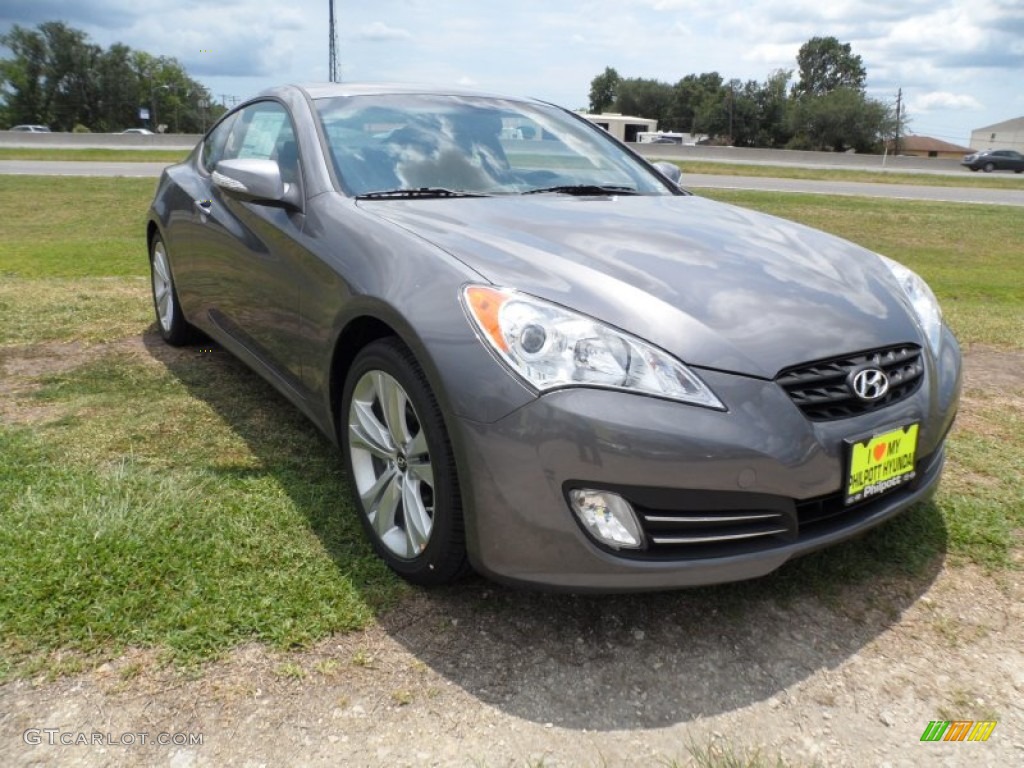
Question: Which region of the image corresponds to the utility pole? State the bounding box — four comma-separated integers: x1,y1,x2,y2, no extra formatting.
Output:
894,88,902,155
728,84,734,146
329,0,339,83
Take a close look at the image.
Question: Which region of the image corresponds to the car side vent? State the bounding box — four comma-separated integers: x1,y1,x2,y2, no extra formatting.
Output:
776,344,924,421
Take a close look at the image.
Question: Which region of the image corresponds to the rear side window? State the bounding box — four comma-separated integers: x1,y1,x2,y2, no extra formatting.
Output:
200,112,238,172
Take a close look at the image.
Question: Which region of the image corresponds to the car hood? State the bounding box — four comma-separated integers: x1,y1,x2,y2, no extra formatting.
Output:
359,194,923,378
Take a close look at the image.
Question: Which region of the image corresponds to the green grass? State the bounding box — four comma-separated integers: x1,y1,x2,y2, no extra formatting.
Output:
0,176,157,278
0,175,1021,680
0,348,403,675
0,147,189,163
671,160,1024,189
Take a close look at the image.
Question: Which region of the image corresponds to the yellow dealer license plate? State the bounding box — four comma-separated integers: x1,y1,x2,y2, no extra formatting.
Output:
845,423,919,506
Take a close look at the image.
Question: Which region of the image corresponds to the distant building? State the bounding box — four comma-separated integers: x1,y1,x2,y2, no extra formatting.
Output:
887,135,973,159
578,112,657,143
969,117,1024,153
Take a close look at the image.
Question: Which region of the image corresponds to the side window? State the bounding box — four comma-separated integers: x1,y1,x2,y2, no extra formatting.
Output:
221,101,300,185
202,101,301,185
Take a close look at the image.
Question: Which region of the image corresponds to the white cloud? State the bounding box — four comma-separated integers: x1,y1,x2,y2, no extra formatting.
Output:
911,91,983,112
357,22,413,41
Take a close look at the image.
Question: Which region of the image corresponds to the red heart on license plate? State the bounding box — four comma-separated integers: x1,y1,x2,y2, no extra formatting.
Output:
873,443,887,461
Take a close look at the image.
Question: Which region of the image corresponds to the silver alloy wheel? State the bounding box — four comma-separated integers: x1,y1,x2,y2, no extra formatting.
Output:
151,239,174,332
347,370,435,559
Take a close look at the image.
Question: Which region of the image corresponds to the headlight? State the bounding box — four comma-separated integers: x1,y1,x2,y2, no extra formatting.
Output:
879,255,943,355
462,285,724,409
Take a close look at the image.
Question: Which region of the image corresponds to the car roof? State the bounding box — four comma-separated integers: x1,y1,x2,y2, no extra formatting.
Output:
259,82,537,104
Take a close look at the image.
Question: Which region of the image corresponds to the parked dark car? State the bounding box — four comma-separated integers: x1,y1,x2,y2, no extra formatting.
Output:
961,149,1024,173
146,84,961,591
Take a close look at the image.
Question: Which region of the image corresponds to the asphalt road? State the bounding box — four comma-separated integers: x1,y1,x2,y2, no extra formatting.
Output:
0,160,169,178
3,159,1024,207
680,173,1024,207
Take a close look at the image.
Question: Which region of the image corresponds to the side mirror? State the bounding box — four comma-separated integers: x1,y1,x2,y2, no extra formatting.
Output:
652,161,682,186
213,158,301,208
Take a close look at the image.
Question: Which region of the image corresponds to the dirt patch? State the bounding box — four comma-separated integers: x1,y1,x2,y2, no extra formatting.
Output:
1,343,1022,766
0,334,194,425
1,568,1022,767
960,345,1024,395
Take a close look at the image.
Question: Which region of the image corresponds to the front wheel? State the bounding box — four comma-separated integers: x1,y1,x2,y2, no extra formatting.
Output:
149,233,194,346
341,338,467,586
983,162,995,173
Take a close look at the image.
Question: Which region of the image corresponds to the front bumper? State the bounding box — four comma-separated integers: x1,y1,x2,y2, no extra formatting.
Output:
451,333,961,591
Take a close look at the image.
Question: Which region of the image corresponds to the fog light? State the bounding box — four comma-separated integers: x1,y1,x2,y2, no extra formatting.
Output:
569,489,644,550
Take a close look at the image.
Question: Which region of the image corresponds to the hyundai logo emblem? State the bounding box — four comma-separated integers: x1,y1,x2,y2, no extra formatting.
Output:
850,367,890,401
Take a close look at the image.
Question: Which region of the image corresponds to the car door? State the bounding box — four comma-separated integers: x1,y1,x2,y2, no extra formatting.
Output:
189,100,309,394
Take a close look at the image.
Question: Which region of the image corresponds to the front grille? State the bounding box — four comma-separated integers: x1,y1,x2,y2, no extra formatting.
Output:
797,449,938,532
776,344,924,421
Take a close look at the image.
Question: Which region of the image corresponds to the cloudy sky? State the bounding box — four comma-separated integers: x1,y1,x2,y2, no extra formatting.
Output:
2,0,1022,144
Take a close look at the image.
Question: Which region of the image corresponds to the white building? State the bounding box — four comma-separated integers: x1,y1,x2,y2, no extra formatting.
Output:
578,113,658,143
969,117,1024,153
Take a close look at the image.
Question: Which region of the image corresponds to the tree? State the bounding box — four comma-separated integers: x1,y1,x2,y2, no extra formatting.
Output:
671,72,723,134
614,77,674,125
582,36,890,152
751,69,793,147
40,22,103,131
787,87,895,152
588,67,620,113
0,24,50,127
0,21,220,132
792,36,867,98
95,43,139,133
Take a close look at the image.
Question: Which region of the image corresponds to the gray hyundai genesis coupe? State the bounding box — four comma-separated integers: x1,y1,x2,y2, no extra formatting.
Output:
146,83,961,590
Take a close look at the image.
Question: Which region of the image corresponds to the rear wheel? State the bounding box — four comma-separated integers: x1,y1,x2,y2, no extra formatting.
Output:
149,233,193,346
983,162,995,173
341,338,467,586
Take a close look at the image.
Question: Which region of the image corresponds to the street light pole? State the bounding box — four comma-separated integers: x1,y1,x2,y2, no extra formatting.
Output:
152,84,183,133
150,86,160,132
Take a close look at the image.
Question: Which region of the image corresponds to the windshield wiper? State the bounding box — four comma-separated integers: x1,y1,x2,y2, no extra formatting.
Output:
355,187,490,200
522,184,639,196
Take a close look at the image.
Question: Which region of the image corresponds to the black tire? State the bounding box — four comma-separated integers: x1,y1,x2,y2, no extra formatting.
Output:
149,233,194,346
969,166,979,172
983,162,995,173
340,338,467,586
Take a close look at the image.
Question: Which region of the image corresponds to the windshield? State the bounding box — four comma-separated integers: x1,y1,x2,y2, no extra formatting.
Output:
313,94,673,198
